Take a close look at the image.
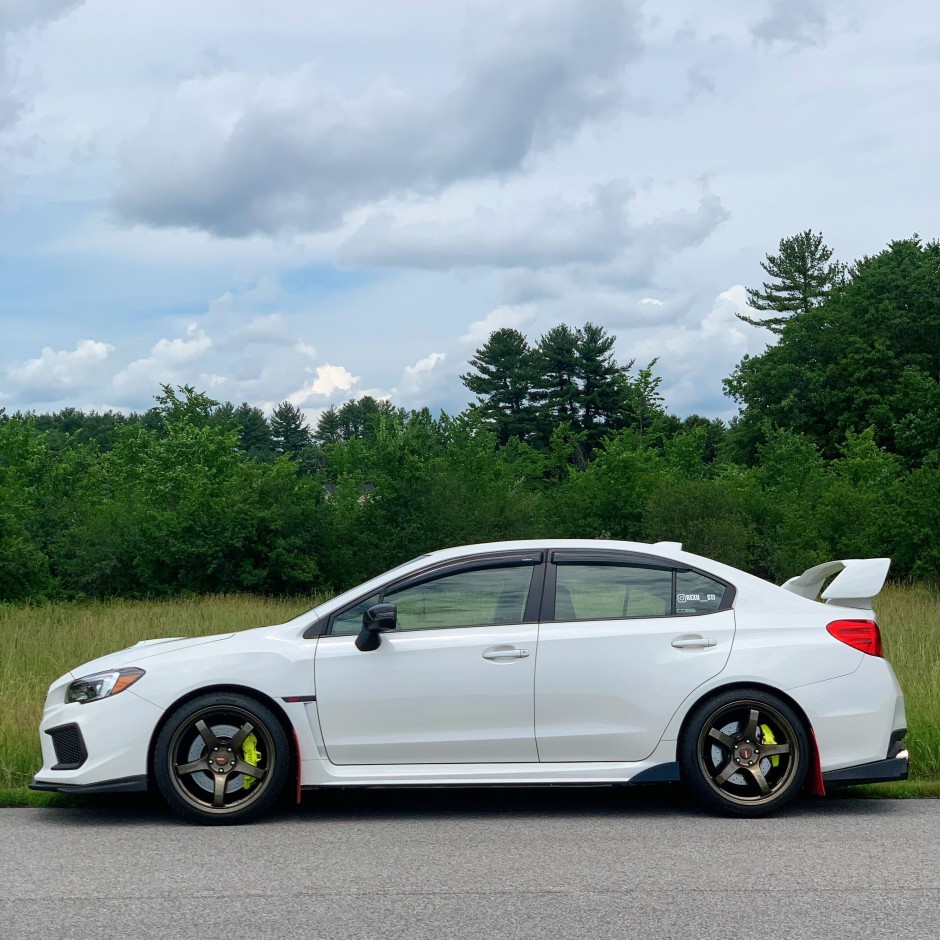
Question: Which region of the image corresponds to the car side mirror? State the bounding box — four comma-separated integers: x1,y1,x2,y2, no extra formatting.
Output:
355,604,398,652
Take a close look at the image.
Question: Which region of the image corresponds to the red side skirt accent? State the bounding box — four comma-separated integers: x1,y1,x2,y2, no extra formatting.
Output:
808,727,826,797
293,729,303,805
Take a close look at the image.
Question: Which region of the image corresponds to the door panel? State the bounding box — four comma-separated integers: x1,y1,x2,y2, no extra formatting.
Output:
534,555,736,762
535,611,735,761
315,624,538,764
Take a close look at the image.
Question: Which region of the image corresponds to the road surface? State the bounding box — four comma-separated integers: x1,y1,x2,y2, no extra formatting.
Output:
1,787,938,939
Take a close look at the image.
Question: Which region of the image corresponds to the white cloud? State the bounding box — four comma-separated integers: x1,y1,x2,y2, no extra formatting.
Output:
111,324,212,401
393,351,449,408
461,305,538,346
233,313,296,346
628,285,772,414
6,339,113,398
113,0,642,236
751,0,830,49
0,1,84,33
342,186,728,275
287,363,360,406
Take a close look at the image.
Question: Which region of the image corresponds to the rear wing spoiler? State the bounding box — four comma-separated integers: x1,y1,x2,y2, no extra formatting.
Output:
781,558,891,610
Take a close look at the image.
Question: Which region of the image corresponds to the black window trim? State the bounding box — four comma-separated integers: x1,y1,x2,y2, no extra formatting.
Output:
542,549,736,622
321,550,546,636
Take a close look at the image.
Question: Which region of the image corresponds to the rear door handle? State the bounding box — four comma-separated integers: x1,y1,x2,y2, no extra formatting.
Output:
671,636,717,650
482,648,530,660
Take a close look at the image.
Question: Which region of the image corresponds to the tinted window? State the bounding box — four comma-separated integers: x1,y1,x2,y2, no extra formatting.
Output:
331,593,380,635
554,564,672,621
385,565,534,631
675,569,726,615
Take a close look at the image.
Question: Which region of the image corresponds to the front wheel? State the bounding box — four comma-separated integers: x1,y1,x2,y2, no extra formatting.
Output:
154,693,290,825
679,688,810,817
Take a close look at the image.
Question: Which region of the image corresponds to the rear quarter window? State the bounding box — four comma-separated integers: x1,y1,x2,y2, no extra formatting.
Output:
675,569,727,615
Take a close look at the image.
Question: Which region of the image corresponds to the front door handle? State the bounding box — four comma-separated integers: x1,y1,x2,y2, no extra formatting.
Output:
482,648,530,660
671,636,717,650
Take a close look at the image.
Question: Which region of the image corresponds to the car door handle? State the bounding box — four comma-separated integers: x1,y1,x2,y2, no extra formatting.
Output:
671,636,717,649
482,648,530,660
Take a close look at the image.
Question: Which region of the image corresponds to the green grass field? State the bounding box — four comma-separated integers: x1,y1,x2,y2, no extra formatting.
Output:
0,583,937,802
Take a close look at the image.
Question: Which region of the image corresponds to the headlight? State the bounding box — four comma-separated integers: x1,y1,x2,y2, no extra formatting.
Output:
66,667,146,704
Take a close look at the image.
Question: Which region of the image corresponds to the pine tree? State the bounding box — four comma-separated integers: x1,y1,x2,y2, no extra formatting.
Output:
460,328,536,444
532,324,581,433
233,403,275,461
576,322,631,451
270,401,312,459
739,230,843,333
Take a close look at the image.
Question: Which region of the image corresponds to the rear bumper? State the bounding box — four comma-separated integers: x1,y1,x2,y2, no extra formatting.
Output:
29,774,149,795
822,750,909,787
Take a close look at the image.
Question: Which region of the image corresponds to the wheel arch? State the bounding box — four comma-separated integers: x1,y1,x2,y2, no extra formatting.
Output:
147,684,300,794
676,680,822,792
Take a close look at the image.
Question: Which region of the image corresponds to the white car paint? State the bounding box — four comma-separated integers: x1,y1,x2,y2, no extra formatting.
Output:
32,539,908,808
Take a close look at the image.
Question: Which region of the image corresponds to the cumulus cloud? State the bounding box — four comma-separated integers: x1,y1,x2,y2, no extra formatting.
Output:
392,351,450,409
114,0,641,237
0,0,84,33
6,339,114,398
343,186,728,276
1,0,85,134
461,305,538,346
629,285,771,414
288,363,360,406
751,0,830,49
111,324,212,401
232,313,297,347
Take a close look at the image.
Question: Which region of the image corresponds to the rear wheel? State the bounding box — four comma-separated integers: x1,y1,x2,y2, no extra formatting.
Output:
154,693,290,825
680,688,809,817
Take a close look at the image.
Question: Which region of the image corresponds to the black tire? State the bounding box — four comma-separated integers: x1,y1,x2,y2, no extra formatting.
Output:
154,692,290,825
679,688,810,817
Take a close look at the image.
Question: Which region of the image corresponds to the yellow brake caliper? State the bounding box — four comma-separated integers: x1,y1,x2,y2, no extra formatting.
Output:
759,724,780,768
241,733,261,789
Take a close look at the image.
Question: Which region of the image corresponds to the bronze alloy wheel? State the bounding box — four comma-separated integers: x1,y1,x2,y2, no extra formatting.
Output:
681,688,810,817
155,693,289,824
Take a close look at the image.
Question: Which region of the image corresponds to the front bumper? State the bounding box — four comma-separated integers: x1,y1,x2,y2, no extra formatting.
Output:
822,750,909,787
29,775,148,795
32,683,164,789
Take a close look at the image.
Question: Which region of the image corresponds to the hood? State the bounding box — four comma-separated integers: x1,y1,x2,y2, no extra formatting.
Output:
69,633,235,679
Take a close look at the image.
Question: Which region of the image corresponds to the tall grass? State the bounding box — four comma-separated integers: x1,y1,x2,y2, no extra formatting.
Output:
0,585,937,793
875,583,940,780
0,595,321,790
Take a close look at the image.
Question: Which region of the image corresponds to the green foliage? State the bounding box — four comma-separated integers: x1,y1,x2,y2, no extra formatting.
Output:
461,321,646,457
270,400,312,461
727,237,940,463
0,235,937,601
460,328,537,445
740,229,843,333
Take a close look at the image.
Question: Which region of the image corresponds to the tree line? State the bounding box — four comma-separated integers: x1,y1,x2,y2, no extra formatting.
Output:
1,235,937,602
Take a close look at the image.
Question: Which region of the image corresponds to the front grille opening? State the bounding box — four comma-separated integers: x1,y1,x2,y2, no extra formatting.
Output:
48,723,88,769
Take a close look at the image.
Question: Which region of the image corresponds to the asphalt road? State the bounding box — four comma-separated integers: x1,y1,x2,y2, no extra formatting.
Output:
1,788,938,940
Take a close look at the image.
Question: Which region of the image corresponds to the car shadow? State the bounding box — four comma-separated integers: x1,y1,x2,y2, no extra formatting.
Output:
28,783,901,828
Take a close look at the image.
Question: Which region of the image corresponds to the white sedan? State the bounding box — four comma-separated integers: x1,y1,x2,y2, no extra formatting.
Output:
31,540,908,824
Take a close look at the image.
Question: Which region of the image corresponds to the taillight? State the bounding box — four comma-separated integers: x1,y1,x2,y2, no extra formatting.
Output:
827,619,883,657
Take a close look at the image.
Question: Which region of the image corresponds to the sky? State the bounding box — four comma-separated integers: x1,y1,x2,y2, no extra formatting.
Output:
1,0,937,425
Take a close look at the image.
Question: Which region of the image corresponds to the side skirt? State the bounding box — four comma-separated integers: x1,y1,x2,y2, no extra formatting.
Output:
822,752,909,787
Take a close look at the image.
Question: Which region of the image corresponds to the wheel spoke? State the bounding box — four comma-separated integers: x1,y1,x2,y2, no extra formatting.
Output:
747,764,771,795
743,708,760,742
233,760,267,780
176,758,209,776
212,772,228,807
708,728,735,749
760,743,791,758
228,721,254,752
714,761,740,786
195,719,222,750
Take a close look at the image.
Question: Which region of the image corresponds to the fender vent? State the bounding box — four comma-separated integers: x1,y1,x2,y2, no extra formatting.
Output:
47,723,88,770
